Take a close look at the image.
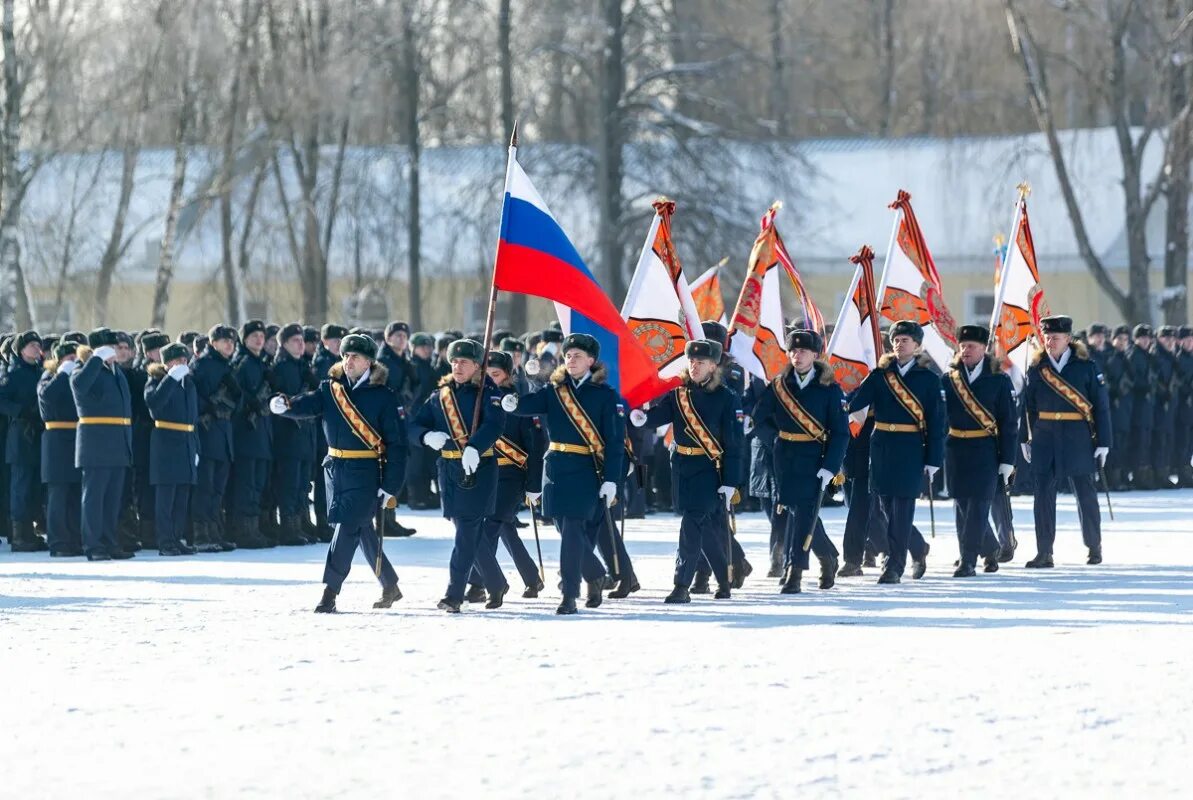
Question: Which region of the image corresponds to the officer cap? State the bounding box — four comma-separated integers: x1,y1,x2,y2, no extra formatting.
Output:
446,338,484,363
320,324,349,341
1133,323,1154,339
785,328,823,353
385,321,410,338
62,331,87,345
88,327,119,348
684,338,723,362
1087,323,1110,337
208,324,237,343
540,329,564,345
14,330,41,352
491,329,513,346
1158,325,1179,338
411,332,435,348
341,333,378,361
240,319,267,341
53,341,79,361
160,342,190,364
278,323,304,344
487,350,513,374
1179,326,1193,339
701,320,729,346
302,326,319,344
1040,316,1073,335
562,333,600,359
499,337,525,354
956,324,990,346
889,320,924,344
141,332,170,352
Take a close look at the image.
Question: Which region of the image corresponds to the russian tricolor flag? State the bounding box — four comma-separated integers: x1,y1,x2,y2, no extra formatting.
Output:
492,143,673,407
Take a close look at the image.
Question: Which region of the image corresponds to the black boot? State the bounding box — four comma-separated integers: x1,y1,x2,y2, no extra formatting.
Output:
555,597,577,615
877,569,901,584
780,567,802,594
388,519,417,538
485,586,508,609
690,572,711,595
373,583,403,609
194,521,223,553
983,553,1000,573
465,584,488,604
1087,546,1102,565
233,517,271,550
953,562,977,577
714,584,731,599
259,511,281,544
819,555,838,589
585,581,603,608
837,561,863,578
10,520,48,553
117,508,142,552
1133,466,1155,490
664,586,691,604
1025,553,1054,568
912,542,930,580
862,552,878,569
214,517,237,552
608,577,640,598
300,512,319,543
278,515,308,546
522,580,544,599
437,597,462,613
138,519,157,551
731,558,753,589
315,586,337,613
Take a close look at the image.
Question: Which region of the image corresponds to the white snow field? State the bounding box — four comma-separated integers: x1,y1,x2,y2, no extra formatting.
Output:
3,490,1192,799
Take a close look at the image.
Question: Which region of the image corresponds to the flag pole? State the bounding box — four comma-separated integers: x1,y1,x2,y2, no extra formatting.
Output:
874,208,901,317
988,183,1028,351
461,122,519,487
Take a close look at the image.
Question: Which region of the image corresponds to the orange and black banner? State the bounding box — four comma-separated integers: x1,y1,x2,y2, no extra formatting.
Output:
772,377,827,442
330,381,385,454
883,371,926,432
948,369,998,435
675,387,723,461
555,382,605,464
439,385,470,448
494,436,529,469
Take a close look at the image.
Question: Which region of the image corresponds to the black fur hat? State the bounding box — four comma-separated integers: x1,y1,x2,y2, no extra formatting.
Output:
785,328,823,353
208,324,237,343
1041,316,1073,335
562,333,600,359
161,342,190,364
341,333,378,361
278,323,305,344
241,319,266,340
889,320,924,344
141,332,171,353
487,350,513,374
321,324,349,341
88,327,118,348
684,339,723,361
956,324,990,346
701,320,729,346
446,339,484,363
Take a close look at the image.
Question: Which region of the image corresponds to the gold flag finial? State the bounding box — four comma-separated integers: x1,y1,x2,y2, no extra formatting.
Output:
715,256,729,268
993,232,1006,248
770,200,784,212
1016,181,1031,199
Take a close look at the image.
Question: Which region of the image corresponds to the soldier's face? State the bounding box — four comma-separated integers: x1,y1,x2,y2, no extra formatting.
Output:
486,366,509,384
958,341,984,367
891,335,917,360
451,357,479,383
212,338,235,358
386,331,409,352
20,342,41,363
689,357,715,383
1135,335,1152,350
144,348,162,364
564,348,595,377
342,353,370,381
1088,333,1106,349
245,331,266,354
788,347,816,373
116,342,133,363
264,338,278,356
510,351,523,368
304,341,317,356
1183,336,1193,352
283,336,305,359
414,344,433,359
1113,334,1129,351
1044,333,1069,357
1160,335,1176,351
325,338,342,356
165,357,187,369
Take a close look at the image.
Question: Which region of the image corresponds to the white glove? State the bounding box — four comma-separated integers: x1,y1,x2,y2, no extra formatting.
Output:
93,345,116,363
998,463,1014,481
268,396,289,415
525,491,542,506
423,431,449,450
816,468,835,489
167,363,190,382
924,465,939,480
462,446,480,475
717,485,735,509
1021,443,1032,464
377,488,397,510
599,481,617,507
500,393,519,412
629,408,647,428
59,360,77,375
1094,446,1109,467
742,415,755,435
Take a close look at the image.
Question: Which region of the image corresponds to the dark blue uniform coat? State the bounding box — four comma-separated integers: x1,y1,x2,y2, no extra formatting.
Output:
70,353,133,469
144,365,200,485
940,355,1017,500
1024,343,1112,479
38,365,81,485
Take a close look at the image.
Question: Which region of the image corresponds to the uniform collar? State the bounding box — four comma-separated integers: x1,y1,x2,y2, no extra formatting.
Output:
352,368,371,390
794,368,814,390
965,359,983,383
1048,348,1071,372
570,370,591,389
897,357,915,377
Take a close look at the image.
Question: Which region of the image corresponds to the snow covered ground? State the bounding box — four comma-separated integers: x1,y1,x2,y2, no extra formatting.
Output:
3,489,1192,798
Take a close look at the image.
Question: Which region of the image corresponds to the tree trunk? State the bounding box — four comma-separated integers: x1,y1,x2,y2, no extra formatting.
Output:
1163,0,1191,325
403,0,422,329
769,0,787,136
94,141,139,324
877,0,896,136
152,118,190,329
596,0,626,301
0,0,31,330
499,0,524,332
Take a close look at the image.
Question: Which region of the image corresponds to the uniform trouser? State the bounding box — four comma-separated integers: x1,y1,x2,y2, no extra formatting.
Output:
406,444,437,507
323,518,397,593
675,508,730,588
782,499,837,571
876,494,921,577
989,484,1016,549
696,505,746,578
45,483,82,550
273,459,311,517
762,498,785,562
313,441,328,518
155,484,191,550
558,509,610,600
842,478,870,564
195,458,231,524
82,467,126,555
134,462,153,525
1152,403,1175,477
1130,424,1154,471
1033,472,1101,556
446,516,506,602
7,463,40,521
471,519,541,588
954,496,1000,566
230,458,269,519
594,505,635,581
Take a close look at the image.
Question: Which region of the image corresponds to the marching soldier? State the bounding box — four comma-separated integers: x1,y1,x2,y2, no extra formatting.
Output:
0,330,46,552
71,329,135,561
500,337,531,395
191,325,240,553
270,333,406,612
1022,315,1111,567
630,338,742,602
845,320,944,584
268,324,318,546
1127,324,1155,489
310,324,348,541
229,320,274,549
475,350,547,599
144,343,199,556
751,329,846,593
1152,326,1180,488
38,341,83,556
407,339,506,613
1103,325,1134,491
940,325,1017,577
504,333,626,615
